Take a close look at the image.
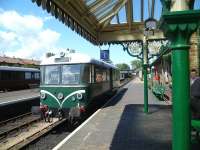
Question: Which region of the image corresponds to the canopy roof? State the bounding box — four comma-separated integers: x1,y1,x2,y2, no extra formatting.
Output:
32,0,165,45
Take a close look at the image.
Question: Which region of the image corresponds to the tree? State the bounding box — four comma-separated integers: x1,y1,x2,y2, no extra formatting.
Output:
131,60,142,69
116,63,130,70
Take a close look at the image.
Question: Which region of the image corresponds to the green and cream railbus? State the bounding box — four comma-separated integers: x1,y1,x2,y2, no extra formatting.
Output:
40,51,120,120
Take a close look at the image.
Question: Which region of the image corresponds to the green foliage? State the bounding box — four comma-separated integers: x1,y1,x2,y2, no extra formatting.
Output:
131,60,142,69
116,63,130,70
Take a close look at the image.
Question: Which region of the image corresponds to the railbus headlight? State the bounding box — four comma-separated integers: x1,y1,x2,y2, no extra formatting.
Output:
40,92,46,99
57,92,64,100
77,93,83,100
71,96,76,101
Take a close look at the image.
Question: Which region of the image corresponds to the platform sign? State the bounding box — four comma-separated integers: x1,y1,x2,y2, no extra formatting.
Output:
100,50,109,61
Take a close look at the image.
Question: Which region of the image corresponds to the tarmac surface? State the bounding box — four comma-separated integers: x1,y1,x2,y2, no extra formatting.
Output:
53,78,174,150
0,89,39,105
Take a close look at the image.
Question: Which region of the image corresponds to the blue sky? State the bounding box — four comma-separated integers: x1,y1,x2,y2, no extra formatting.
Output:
0,0,199,67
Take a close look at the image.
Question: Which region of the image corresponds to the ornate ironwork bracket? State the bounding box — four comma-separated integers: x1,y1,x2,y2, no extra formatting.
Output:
147,39,169,60
120,40,143,60
118,39,169,62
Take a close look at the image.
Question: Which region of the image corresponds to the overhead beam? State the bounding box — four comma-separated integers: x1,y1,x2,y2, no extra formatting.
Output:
125,0,133,31
99,29,165,43
101,23,144,32
98,0,128,24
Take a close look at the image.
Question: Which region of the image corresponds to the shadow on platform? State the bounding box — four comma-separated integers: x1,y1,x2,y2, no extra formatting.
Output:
109,104,200,150
105,88,128,107
110,104,172,150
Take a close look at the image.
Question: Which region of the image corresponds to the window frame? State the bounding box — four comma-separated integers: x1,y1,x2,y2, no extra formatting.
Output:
61,64,81,85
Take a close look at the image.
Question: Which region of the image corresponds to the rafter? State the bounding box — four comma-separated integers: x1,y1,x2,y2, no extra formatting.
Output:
64,0,72,4
141,0,144,21
53,0,97,37
125,0,133,31
151,0,155,18
98,0,128,24
88,0,110,14
116,13,120,24
95,1,117,18
70,0,98,26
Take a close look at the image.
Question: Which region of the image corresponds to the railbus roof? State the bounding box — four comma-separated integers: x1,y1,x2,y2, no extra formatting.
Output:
40,52,118,69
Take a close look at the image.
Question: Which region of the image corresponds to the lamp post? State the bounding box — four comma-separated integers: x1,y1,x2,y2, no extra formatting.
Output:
120,17,168,114
143,17,157,113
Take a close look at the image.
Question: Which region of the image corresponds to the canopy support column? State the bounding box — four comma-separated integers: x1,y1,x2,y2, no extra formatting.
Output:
143,37,148,113
160,8,200,150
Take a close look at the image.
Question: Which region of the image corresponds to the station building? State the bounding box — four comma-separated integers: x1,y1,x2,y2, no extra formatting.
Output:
0,55,40,68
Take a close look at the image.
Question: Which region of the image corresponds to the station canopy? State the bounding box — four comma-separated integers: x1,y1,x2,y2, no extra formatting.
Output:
32,0,165,45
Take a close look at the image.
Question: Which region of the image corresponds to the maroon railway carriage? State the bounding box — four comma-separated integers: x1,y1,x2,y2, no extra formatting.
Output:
0,66,40,91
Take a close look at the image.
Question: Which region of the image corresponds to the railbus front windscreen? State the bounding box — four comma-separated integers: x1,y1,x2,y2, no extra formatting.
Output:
41,64,83,85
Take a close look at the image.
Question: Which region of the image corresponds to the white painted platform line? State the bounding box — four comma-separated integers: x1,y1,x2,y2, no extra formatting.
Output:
52,108,101,150
0,96,39,105
52,82,130,150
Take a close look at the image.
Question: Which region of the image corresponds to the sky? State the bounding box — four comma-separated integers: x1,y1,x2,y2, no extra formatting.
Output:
0,0,199,68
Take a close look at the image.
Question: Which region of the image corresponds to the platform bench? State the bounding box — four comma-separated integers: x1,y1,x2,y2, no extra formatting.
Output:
191,120,200,142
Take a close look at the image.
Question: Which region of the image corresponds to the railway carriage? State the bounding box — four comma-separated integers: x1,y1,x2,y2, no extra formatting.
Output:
0,66,40,91
40,51,120,120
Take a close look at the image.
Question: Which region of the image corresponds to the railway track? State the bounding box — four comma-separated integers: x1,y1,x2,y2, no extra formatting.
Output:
0,113,66,150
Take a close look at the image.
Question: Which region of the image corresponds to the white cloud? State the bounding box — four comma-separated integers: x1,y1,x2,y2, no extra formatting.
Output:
0,10,61,60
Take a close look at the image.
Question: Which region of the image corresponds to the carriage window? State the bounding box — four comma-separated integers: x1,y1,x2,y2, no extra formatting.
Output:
40,67,44,84
45,66,60,85
62,65,80,84
34,72,40,79
25,72,31,79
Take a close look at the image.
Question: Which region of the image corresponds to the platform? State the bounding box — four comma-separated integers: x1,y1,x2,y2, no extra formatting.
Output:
53,78,175,150
0,89,39,106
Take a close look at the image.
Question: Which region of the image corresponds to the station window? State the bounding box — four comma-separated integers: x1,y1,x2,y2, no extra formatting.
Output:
44,66,60,85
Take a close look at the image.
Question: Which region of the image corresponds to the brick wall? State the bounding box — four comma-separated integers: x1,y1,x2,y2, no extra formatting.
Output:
189,32,199,74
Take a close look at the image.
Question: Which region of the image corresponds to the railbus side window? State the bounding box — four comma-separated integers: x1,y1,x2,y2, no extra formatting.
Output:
82,64,90,84
91,65,95,83
94,66,108,83
95,67,103,83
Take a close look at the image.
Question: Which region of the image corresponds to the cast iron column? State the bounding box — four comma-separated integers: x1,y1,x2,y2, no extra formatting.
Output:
161,10,200,150
143,37,148,113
